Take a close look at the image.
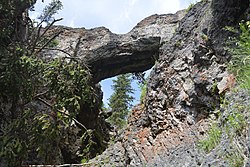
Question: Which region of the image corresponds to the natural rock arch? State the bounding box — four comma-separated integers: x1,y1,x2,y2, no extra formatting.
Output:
45,10,185,83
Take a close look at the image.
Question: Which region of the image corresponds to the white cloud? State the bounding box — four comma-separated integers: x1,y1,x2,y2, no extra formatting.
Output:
129,0,138,6
68,19,75,27
31,0,185,33
156,0,181,13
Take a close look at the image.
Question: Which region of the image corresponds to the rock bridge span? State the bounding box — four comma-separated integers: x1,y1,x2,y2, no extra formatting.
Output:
45,10,185,83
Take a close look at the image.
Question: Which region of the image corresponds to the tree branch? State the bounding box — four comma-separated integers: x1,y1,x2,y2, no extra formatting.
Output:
35,47,72,57
28,18,63,56
35,30,63,54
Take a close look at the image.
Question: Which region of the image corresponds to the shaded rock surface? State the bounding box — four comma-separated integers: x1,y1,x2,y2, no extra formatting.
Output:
88,0,250,166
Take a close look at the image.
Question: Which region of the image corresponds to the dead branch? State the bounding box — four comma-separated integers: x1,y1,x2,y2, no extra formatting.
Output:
35,30,63,54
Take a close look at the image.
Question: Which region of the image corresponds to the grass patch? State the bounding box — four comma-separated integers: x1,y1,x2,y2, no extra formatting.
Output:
227,21,250,92
139,81,147,104
226,149,245,167
186,3,195,12
225,104,247,139
198,19,250,167
199,101,248,166
199,123,222,152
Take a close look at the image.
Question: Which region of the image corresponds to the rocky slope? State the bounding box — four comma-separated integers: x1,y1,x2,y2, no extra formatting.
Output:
87,0,250,166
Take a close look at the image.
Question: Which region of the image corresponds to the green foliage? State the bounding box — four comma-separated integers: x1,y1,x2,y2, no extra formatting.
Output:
210,22,250,165
201,34,209,42
174,40,183,48
80,130,106,160
45,59,93,115
228,21,250,92
0,52,42,104
81,158,88,164
224,26,238,33
0,55,94,165
224,105,246,139
223,105,247,167
226,148,245,167
132,72,147,104
0,0,100,166
199,103,247,152
186,2,195,12
48,39,59,47
0,108,70,165
107,74,134,129
0,0,36,44
139,80,147,104
199,123,222,152
199,96,248,165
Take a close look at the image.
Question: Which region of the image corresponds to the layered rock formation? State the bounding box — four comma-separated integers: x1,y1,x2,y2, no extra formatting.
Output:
45,10,185,83
41,9,186,146
87,0,250,166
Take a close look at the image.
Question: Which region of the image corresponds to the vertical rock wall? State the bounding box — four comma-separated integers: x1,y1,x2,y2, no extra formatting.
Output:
90,0,250,166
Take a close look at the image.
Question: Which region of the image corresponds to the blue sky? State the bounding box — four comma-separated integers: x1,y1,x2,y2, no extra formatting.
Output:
31,0,197,106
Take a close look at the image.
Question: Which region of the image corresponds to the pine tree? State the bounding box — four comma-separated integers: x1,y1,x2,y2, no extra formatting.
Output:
108,74,134,129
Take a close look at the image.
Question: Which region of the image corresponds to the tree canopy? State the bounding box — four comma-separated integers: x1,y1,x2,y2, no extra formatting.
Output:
108,74,134,129
0,0,104,165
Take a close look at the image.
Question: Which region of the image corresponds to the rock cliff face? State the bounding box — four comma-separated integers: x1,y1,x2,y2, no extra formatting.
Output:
87,0,250,166
43,10,186,144
35,0,249,165
3,0,249,166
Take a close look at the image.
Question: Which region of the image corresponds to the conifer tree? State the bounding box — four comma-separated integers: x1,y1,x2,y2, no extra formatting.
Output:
108,74,134,129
